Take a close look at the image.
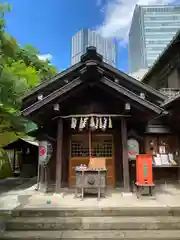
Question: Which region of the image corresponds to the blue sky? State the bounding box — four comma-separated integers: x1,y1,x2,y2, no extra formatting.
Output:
4,0,129,72
4,0,178,73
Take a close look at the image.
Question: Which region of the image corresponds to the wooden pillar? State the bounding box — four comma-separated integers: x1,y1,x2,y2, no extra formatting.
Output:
39,165,45,191
13,149,16,173
56,118,63,192
176,135,180,183
121,118,130,192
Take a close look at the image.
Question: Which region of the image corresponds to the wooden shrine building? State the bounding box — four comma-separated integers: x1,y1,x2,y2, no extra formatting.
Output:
21,47,180,193
3,138,38,178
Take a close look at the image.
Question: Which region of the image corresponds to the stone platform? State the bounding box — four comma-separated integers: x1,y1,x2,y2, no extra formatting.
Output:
2,183,180,239
1,181,180,210
18,183,180,209
3,205,180,239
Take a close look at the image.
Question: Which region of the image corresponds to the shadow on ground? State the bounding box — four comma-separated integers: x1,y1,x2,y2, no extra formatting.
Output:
0,177,37,196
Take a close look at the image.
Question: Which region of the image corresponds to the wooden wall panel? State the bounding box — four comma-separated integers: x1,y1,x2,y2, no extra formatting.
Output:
68,133,115,187
145,134,179,155
144,134,180,184
144,136,158,154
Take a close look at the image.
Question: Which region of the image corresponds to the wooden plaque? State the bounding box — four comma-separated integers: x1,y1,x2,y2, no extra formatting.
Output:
88,157,106,169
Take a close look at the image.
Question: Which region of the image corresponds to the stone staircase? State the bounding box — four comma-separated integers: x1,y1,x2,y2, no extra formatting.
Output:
2,207,180,239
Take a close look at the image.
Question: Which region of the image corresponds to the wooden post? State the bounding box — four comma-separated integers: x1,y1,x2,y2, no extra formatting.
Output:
39,165,44,191
44,165,48,193
13,149,16,173
89,130,92,157
121,118,130,192
56,118,63,192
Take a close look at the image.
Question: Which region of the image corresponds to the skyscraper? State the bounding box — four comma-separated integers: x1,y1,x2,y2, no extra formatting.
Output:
129,5,180,73
71,29,117,67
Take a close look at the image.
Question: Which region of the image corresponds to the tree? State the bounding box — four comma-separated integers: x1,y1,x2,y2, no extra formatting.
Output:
0,2,57,137
23,44,40,55
18,45,57,81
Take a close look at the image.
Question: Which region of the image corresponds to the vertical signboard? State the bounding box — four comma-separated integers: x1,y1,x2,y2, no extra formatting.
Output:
136,154,153,185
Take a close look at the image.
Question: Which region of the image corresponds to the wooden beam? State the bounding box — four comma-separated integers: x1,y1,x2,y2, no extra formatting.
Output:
22,77,82,116
97,65,167,101
100,77,163,114
52,113,131,120
55,118,63,192
22,61,83,101
121,118,130,192
38,133,56,142
44,134,56,142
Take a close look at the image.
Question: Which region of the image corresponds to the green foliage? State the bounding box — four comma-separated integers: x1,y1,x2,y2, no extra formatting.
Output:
0,132,19,147
4,60,40,90
0,148,13,179
0,2,57,139
23,44,40,55
0,3,49,179
0,2,11,28
16,47,57,81
0,106,29,133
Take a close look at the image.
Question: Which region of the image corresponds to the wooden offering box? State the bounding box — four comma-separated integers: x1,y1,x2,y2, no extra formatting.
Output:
75,157,107,200
75,168,107,200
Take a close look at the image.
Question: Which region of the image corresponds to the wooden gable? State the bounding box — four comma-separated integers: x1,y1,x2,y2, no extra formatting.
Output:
21,47,166,124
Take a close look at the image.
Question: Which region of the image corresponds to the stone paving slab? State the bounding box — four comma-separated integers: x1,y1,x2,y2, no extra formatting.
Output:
0,178,37,210
2,230,180,239
1,182,180,210
61,230,180,239
21,189,180,209
6,216,180,230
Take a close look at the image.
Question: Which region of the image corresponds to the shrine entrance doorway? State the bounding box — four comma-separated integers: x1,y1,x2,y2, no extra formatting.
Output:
69,132,115,187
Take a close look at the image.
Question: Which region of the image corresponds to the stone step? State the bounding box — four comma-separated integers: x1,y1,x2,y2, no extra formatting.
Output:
11,207,180,217
6,216,180,230
2,230,180,239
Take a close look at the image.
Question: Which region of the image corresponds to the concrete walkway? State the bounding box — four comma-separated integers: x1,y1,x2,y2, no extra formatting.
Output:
0,177,37,210
15,184,180,210
1,180,180,210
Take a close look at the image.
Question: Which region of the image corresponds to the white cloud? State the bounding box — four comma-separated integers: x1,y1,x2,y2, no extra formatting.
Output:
38,53,53,61
97,0,177,43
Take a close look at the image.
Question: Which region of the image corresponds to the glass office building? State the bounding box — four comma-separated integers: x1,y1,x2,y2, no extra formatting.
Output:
129,5,180,73
71,29,117,67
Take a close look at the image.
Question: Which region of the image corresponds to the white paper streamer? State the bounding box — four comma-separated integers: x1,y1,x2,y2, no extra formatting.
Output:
108,117,112,128
82,117,88,129
71,117,77,129
95,117,99,129
102,117,107,131
79,117,83,130
90,116,95,129
99,117,103,129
